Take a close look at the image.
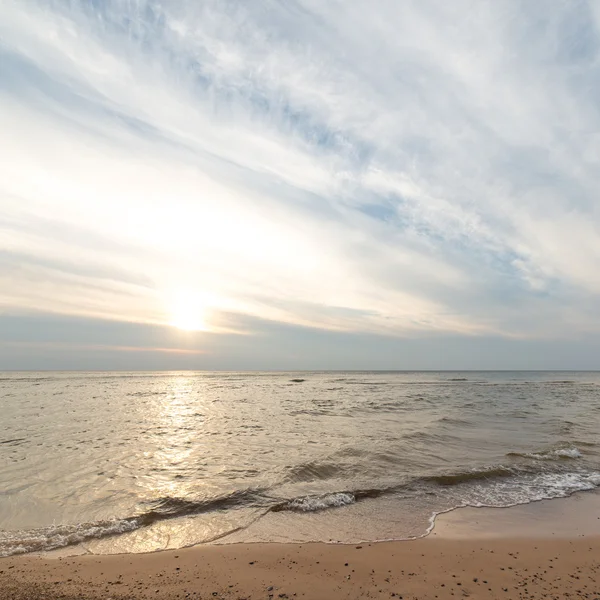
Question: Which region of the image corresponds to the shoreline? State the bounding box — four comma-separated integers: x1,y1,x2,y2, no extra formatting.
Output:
2,490,600,599
24,487,600,560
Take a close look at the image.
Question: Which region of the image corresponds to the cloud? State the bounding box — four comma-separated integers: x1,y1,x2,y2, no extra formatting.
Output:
1,0,600,358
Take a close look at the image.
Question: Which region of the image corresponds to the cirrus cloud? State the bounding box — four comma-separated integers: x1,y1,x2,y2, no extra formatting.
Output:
1,0,600,366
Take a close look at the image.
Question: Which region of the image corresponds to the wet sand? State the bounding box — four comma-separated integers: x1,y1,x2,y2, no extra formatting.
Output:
2,492,600,600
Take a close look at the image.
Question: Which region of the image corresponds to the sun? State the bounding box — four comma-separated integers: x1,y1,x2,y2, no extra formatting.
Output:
169,293,208,332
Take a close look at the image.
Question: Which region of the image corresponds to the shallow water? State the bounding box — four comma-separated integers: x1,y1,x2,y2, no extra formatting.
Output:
0,371,599,555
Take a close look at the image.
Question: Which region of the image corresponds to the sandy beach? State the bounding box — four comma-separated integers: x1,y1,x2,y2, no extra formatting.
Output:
2,492,599,600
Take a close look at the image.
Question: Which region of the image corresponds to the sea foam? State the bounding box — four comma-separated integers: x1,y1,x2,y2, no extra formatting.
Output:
276,493,356,512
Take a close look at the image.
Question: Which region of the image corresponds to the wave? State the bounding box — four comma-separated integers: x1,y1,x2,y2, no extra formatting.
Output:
0,376,53,382
0,489,270,558
0,438,27,446
0,518,141,557
138,489,271,523
459,471,600,508
0,489,361,556
272,492,356,512
3,464,600,557
437,416,473,425
270,461,600,514
425,466,515,486
126,390,169,398
0,486,387,556
507,446,583,461
285,461,346,483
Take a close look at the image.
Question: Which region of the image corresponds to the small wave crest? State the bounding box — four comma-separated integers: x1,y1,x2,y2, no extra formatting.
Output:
272,492,356,513
425,466,515,486
507,446,583,461
141,489,268,520
458,471,600,508
285,461,345,483
0,438,27,447
437,416,473,426
0,518,140,557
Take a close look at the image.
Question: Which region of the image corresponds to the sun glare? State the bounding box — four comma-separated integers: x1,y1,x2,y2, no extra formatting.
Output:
169,293,208,332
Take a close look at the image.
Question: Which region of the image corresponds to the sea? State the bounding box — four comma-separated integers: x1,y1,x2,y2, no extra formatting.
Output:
1,371,599,557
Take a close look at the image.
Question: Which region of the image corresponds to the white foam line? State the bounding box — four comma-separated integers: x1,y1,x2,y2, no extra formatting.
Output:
4,476,600,556
218,484,600,548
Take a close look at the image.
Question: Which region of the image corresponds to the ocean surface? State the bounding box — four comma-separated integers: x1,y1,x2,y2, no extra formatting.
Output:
1,371,599,557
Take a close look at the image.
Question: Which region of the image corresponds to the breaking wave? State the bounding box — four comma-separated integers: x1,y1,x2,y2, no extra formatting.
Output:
507,446,583,461
272,492,356,512
2,465,600,557
0,518,140,557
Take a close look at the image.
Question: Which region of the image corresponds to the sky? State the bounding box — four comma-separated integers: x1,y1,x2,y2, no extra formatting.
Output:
1,0,600,370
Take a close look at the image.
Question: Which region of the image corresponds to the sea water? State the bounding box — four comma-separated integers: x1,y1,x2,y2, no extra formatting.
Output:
1,371,599,555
